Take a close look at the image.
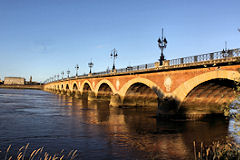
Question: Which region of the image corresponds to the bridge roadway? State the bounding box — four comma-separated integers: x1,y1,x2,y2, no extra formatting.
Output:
44,48,240,119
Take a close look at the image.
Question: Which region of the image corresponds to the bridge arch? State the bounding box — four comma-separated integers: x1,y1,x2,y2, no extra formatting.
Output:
71,83,79,91
80,80,93,93
173,70,240,102
96,83,114,100
119,77,165,104
95,79,116,96
66,84,69,90
61,84,64,90
118,77,164,106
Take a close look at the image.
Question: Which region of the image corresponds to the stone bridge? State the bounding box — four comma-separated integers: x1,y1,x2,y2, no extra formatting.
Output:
44,48,240,119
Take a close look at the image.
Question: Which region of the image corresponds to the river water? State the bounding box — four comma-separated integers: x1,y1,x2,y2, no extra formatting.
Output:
0,89,238,159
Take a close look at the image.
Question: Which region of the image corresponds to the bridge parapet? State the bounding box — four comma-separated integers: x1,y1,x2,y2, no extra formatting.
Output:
169,48,240,65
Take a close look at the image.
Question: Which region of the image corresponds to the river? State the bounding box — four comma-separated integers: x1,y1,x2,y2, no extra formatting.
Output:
0,89,238,159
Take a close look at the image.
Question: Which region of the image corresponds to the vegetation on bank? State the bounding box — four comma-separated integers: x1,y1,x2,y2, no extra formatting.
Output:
193,140,240,160
0,144,78,160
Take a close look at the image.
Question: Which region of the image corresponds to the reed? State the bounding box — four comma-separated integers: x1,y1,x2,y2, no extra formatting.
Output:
1,144,78,160
193,140,240,160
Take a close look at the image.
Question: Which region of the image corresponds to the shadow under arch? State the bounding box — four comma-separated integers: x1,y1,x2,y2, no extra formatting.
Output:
119,77,165,101
95,79,116,95
173,70,240,102
120,80,165,112
119,78,170,114
82,82,93,100
72,83,78,91
66,84,69,90
96,83,113,101
179,78,237,118
80,80,93,93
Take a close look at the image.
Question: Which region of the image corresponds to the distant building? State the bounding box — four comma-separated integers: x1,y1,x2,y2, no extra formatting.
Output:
30,76,32,84
4,77,25,85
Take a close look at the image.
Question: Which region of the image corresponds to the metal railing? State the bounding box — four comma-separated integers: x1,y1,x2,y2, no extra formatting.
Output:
116,62,155,73
45,48,240,83
169,48,240,66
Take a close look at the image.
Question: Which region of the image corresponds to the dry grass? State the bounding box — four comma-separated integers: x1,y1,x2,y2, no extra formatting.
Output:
0,144,78,160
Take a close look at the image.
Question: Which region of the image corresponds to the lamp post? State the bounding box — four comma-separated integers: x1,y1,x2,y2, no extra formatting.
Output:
61,71,64,80
88,60,94,74
57,74,59,81
75,64,79,77
67,69,70,78
222,41,228,58
110,48,118,71
158,28,167,65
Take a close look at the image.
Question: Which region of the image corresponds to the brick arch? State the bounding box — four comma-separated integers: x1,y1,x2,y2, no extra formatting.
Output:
95,79,116,96
65,83,70,90
119,77,165,102
80,80,93,93
71,82,79,91
172,70,240,102
60,83,65,90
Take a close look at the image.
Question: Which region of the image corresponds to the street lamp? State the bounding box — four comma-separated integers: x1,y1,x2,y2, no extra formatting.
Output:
110,48,118,71
57,74,59,80
158,28,167,65
88,60,94,74
61,71,64,79
222,41,228,58
75,64,79,76
67,69,70,78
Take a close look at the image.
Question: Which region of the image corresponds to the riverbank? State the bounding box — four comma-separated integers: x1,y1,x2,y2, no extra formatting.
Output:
0,85,42,90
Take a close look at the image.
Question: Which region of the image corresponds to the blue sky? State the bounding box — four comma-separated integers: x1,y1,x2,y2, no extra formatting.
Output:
0,0,239,82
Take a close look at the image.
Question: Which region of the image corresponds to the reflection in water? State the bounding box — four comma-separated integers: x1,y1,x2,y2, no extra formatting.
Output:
0,89,237,160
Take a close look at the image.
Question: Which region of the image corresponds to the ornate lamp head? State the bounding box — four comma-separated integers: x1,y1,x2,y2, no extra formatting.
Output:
88,60,94,73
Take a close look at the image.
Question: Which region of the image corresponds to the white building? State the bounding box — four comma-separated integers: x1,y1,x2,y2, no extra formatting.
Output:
4,77,25,85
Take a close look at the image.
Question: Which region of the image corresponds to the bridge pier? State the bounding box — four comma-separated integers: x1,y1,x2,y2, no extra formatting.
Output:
157,97,180,118
74,91,82,99
88,91,96,101
56,89,61,94
109,94,121,107
60,89,66,95
66,89,72,96
52,89,57,94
